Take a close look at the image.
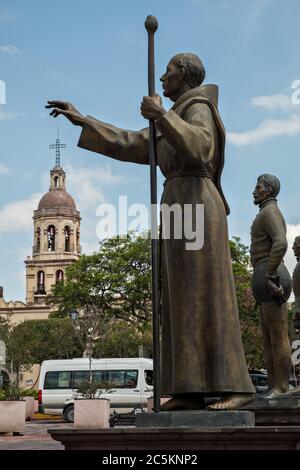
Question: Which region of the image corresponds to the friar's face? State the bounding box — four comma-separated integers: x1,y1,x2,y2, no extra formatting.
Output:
293,237,300,257
253,179,271,205
160,59,184,102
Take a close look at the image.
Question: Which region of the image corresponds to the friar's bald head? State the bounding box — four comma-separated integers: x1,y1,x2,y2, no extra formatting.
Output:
170,53,206,89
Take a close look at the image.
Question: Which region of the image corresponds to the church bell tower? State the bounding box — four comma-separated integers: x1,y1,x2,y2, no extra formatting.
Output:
25,134,81,306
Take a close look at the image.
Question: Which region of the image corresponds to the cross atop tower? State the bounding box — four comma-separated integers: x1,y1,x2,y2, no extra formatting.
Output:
49,128,66,167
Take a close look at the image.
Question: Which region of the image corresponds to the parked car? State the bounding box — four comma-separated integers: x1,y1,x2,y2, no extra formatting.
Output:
249,370,268,394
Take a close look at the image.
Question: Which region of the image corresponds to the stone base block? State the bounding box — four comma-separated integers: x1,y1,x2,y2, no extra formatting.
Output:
243,396,300,410
136,410,254,428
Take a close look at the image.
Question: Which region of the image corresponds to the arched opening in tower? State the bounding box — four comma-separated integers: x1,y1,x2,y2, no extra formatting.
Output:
37,270,46,294
56,269,64,284
47,225,56,251
64,226,70,252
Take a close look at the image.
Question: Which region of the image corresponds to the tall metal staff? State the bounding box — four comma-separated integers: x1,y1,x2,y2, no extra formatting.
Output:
145,15,160,413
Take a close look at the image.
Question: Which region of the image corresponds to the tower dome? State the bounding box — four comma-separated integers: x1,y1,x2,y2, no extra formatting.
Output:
35,165,79,217
38,188,76,211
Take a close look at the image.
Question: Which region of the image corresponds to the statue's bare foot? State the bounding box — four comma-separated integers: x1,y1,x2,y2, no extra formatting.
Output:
160,396,205,411
263,388,288,399
207,394,254,411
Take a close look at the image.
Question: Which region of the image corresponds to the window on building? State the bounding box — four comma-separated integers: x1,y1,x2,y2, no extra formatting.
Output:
54,176,59,188
64,226,70,252
76,229,80,252
56,270,64,284
36,227,41,253
37,270,46,294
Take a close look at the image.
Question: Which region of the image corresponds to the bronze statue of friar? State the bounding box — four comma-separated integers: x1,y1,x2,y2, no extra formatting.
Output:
46,52,255,410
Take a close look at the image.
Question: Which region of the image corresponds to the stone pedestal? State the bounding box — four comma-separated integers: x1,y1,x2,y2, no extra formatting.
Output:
136,410,254,428
243,396,300,426
147,397,171,411
244,396,300,409
48,427,300,450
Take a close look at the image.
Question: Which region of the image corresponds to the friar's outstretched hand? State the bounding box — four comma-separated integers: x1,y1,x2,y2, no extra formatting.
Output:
45,101,85,127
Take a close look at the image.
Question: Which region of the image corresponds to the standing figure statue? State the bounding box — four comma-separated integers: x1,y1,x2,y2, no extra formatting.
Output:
292,236,300,331
251,174,292,398
46,52,254,410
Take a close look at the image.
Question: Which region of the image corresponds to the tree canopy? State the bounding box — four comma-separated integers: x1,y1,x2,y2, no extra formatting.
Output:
48,233,151,331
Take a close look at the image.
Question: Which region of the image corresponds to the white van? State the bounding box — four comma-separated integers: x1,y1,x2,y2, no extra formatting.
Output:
38,357,153,422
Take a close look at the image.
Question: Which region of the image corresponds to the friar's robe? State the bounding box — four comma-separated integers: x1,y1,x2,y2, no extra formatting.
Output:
78,84,255,395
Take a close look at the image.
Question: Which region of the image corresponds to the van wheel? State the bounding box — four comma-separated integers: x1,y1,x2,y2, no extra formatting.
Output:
63,405,74,423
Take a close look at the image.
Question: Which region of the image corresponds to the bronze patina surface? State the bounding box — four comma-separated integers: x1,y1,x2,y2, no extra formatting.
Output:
46,52,254,410
251,174,291,398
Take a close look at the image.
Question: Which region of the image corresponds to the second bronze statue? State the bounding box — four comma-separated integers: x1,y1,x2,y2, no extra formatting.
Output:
251,174,292,398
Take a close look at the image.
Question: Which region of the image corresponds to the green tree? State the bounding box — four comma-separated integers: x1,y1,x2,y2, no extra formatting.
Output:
0,318,83,381
48,233,151,329
93,320,152,358
48,232,152,378
230,236,264,369
48,232,264,368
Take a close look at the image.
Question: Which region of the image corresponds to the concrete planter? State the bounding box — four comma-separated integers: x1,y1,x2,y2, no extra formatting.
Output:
24,396,35,420
34,399,39,413
0,401,26,434
74,399,110,429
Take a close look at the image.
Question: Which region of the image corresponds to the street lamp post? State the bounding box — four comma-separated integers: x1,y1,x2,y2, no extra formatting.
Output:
70,308,79,321
69,308,93,387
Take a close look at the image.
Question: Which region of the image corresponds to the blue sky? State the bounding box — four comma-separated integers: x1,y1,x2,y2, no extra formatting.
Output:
1,0,300,301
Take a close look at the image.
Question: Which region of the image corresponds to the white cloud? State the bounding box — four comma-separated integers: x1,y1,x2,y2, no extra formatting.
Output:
0,193,42,234
0,110,27,122
0,164,9,174
14,269,26,297
0,45,21,55
59,163,122,211
285,223,300,275
251,94,296,112
227,114,300,146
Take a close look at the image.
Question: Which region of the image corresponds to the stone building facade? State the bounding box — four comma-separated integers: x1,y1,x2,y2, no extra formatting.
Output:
0,163,81,324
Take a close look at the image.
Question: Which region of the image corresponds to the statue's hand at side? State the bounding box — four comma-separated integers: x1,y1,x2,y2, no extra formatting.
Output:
266,278,284,297
45,101,85,126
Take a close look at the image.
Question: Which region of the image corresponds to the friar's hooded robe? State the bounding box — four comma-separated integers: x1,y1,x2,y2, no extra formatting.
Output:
78,84,255,395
